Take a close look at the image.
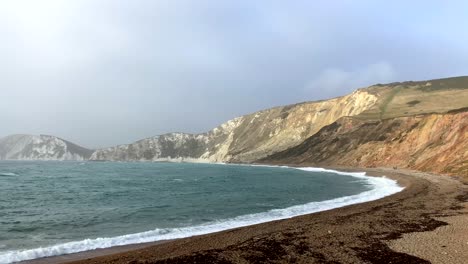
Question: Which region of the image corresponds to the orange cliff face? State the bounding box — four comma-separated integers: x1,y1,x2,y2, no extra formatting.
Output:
261,110,468,178
387,111,466,176
350,111,467,177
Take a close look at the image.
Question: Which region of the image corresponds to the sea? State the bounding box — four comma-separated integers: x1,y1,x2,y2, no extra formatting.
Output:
0,161,403,263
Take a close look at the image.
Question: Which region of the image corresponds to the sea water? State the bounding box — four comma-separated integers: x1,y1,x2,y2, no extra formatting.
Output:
0,161,402,263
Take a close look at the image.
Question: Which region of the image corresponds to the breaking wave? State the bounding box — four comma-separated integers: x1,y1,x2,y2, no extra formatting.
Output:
0,167,403,264
0,172,18,177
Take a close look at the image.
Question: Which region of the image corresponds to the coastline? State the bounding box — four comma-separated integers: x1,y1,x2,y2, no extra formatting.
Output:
8,165,400,263
20,166,468,263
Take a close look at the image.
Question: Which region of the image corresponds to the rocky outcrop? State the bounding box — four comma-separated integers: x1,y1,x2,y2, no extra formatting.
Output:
260,110,468,177
90,89,379,162
0,134,93,161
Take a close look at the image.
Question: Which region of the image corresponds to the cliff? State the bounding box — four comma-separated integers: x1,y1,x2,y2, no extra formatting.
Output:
90,89,378,162
2,76,467,169
0,134,93,161
260,110,468,177
90,76,468,165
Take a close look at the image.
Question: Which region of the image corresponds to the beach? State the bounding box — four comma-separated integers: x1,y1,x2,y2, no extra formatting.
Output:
21,167,468,264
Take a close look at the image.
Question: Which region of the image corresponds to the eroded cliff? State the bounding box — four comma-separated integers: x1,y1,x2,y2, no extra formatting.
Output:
90,89,379,162
3,76,467,168
0,134,93,161
90,76,468,164
261,110,468,177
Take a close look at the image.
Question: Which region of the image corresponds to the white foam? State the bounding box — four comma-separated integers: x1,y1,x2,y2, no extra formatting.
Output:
0,172,18,177
0,166,403,264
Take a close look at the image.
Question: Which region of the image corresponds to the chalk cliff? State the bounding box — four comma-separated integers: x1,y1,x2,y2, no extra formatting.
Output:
90,89,379,162
2,75,467,178
90,76,468,168
0,134,93,161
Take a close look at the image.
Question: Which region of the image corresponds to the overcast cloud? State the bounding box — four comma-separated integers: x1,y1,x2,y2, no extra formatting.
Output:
1,0,467,148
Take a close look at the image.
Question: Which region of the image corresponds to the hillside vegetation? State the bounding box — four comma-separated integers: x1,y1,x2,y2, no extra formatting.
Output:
357,76,468,120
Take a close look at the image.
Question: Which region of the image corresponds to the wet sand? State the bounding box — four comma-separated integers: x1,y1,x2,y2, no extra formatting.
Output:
24,167,468,264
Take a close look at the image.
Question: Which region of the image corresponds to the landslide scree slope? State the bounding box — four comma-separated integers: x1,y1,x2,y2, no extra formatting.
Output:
260,110,468,178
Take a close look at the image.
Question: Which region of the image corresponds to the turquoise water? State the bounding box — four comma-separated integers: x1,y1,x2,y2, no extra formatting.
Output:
0,161,402,263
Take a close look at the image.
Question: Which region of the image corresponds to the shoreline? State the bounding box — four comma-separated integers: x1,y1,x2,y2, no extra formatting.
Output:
8,165,401,264
21,166,468,263
14,165,400,263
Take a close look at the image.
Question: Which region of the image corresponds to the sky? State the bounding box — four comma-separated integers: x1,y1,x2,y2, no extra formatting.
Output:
0,0,467,148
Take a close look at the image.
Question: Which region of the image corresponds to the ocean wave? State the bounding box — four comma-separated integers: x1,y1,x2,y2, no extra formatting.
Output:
0,166,403,264
0,172,18,177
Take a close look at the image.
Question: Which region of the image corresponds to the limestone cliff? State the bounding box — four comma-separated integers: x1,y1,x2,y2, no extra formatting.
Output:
90,89,378,162
3,76,467,168
0,134,93,161
260,110,468,177
90,76,468,164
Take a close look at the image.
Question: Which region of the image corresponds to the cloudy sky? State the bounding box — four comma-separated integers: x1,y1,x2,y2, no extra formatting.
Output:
1,0,467,148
